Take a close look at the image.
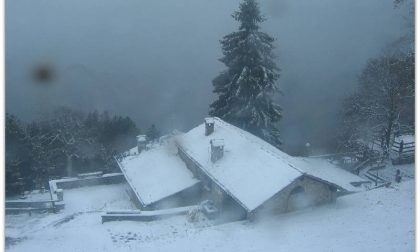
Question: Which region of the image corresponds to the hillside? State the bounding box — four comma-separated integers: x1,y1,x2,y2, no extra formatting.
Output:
6,179,414,252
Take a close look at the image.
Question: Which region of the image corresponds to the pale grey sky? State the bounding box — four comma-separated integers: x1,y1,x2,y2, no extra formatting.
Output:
6,0,412,150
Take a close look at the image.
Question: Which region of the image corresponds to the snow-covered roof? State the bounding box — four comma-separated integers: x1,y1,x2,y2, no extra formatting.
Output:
118,139,199,207
177,117,365,212
136,135,147,142
293,157,366,192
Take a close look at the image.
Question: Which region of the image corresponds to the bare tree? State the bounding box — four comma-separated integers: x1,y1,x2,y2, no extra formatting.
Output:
36,107,90,177
340,53,414,154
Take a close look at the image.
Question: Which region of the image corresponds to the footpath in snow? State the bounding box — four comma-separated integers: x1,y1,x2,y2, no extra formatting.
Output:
5,177,414,252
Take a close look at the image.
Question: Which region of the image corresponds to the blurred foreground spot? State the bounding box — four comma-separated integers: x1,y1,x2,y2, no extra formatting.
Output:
32,64,55,85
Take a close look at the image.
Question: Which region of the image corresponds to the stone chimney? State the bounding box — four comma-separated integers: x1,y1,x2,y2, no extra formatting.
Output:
205,117,215,136
137,135,147,153
210,139,224,163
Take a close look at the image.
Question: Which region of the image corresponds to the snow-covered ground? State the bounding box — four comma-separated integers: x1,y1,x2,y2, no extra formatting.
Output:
5,183,136,248
6,175,414,252
376,161,415,182
6,189,52,201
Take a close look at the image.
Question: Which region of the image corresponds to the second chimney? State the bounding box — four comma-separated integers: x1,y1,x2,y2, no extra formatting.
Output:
210,139,224,163
137,135,147,154
205,117,215,136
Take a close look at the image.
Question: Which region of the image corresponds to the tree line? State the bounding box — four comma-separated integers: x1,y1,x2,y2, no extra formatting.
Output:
6,107,160,196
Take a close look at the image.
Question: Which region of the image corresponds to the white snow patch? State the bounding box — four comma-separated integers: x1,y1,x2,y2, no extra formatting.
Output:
6,180,414,252
394,134,415,143
119,140,199,206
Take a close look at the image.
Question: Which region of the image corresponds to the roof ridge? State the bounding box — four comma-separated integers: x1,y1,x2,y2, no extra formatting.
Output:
212,117,304,175
175,142,251,212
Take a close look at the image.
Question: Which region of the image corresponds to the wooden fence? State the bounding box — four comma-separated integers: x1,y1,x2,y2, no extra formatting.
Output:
391,138,415,165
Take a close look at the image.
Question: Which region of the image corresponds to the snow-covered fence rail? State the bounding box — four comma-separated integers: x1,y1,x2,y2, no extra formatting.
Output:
5,200,64,215
391,142,414,154
354,158,386,176
50,173,125,190
101,206,198,223
366,181,392,190
104,210,142,214
307,152,359,159
46,173,126,212
391,139,415,165
352,159,371,175
365,171,388,185
391,141,414,153
77,171,103,179
6,200,58,208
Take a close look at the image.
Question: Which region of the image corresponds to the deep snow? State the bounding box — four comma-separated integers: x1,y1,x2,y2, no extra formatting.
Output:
6,177,414,252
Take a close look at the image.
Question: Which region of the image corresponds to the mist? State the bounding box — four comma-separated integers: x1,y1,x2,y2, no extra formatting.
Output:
6,0,411,152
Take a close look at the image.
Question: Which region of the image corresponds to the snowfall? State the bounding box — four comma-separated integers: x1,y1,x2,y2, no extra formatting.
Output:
5,163,415,252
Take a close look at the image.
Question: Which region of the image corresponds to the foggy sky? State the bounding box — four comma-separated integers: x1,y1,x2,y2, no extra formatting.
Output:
6,0,411,150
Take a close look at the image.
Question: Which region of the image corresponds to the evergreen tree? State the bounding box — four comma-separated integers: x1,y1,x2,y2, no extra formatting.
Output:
5,113,31,194
209,0,282,147
5,108,141,193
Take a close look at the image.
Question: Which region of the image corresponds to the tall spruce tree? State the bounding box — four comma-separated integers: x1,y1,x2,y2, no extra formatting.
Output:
209,0,282,147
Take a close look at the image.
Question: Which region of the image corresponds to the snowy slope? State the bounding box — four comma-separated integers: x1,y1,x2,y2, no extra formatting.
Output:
6,180,414,252
5,184,136,242
119,140,199,206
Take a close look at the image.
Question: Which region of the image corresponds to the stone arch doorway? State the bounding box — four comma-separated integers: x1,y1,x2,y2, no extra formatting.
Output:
286,186,313,212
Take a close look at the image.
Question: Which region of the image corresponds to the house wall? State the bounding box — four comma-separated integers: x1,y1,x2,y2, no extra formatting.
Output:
177,145,247,221
127,182,203,211
210,183,226,206
150,183,202,210
255,175,337,216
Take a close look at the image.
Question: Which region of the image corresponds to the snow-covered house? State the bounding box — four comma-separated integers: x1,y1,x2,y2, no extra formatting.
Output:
117,117,366,220
175,117,366,219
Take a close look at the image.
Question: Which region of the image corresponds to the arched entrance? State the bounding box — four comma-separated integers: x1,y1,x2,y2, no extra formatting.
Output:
286,186,313,212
